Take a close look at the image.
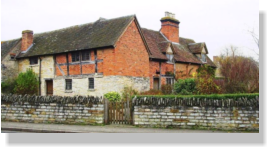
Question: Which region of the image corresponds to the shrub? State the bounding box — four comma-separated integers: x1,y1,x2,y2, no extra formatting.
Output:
161,84,173,95
104,92,121,102
140,89,163,95
218,47,259,93
196,65,221,94
1,78,16,94
14,69,39,95
136,93,259,100
121,86,138,101
174,78,196,95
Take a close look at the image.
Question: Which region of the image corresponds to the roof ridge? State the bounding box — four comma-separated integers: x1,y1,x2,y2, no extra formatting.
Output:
141,28,160,33
179,37,194,40
97,14,135,22
1,38,21,43
34,22,94,37
34,15,135,37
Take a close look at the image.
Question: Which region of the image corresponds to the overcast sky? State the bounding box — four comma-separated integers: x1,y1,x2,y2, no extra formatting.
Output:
1,0,259,60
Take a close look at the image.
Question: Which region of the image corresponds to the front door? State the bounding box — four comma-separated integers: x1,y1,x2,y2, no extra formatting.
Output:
46,80,53,96
153,78,159,90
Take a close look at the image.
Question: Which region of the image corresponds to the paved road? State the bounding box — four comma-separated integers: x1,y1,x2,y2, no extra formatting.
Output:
2,122,258,133
2,122,229,133
1,130,32,133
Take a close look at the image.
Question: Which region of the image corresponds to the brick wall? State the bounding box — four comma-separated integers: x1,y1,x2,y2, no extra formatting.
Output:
175,63,199,79
1,94,104,125
113,19,149,77
160,21,179,43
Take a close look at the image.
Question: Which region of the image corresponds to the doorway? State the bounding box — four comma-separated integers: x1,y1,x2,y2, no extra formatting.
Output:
153,78,159,90
46,80,53,96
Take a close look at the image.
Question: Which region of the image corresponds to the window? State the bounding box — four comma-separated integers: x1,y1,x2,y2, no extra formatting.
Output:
201,53,207,63
10,55,15,60
72,52,80,62
166,78,174,85
65,79,72,90
166,54,174,63
81,51,90,61
89,78,94,89
29,57,38,65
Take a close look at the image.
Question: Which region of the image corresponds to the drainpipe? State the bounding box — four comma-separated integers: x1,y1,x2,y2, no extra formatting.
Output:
174,60,176,81
39,57,42,96
159,62,161,90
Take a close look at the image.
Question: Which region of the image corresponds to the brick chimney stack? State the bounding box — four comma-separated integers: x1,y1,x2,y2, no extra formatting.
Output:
160,12,180,43
21,30,33,51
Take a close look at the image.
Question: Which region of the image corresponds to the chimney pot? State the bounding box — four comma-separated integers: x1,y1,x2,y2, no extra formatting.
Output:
160,12,180,43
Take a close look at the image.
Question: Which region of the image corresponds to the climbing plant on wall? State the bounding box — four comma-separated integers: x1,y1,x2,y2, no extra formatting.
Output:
196,65,221,94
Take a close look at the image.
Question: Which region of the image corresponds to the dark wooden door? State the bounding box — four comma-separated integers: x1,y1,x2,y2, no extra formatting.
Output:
46,80,53,96
153,78,159,90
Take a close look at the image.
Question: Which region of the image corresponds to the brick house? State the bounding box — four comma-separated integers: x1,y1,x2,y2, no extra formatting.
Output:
1,12,216,96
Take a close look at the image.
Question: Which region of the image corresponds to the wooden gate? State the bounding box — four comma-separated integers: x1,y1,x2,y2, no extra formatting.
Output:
107,101,133,125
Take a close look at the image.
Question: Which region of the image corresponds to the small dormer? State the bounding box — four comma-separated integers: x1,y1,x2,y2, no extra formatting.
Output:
188,42,208,63
9,53,16,60
158,42,174,63
166,46,174,63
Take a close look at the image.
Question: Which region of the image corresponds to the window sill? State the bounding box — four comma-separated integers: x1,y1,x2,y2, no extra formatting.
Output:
166,61,174,64
88,89,95,92
95,74,103,78
65,90,73,93
29,64,39,67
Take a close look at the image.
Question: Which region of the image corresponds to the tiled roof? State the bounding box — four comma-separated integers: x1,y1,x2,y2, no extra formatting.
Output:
17,15,135,58
2,14,216,67
172,43,202,64
141,28,168,60
1,39,20,61
188,42,208,54
158,42,170,53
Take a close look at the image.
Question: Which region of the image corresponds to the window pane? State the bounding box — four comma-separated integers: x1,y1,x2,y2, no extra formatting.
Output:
82,51,90,61
30,57,38,65
66,79,72,90
166,54,174,63
72,52,80,62
202,54,206,62
89,78,94,89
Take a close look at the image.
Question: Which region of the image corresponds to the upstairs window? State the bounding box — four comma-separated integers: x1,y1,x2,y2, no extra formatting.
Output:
166,54,174,63
72,52,80,62
89,78,94,89
81,51,90,61
65,79,72,90
29,57,38,65
201,53,207,63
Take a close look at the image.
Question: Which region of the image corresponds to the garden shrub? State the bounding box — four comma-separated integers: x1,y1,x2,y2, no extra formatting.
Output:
14,69,39,95
1,78,16,94
140,89,163,95
135,93,259,100
161,84,173,95
174,78,196,95
196,65,221,94
121,86,138,101
104,92,121,102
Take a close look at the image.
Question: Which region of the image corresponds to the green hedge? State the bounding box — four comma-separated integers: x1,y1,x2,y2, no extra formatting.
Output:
134,93,259,100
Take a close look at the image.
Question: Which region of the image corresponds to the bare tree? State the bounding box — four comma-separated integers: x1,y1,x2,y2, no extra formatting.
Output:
248,28,259,48
218,46,259,93
248,28,259,57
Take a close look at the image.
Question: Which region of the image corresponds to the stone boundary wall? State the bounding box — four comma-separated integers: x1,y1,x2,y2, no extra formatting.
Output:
133,96,259,130
1,94,104,125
